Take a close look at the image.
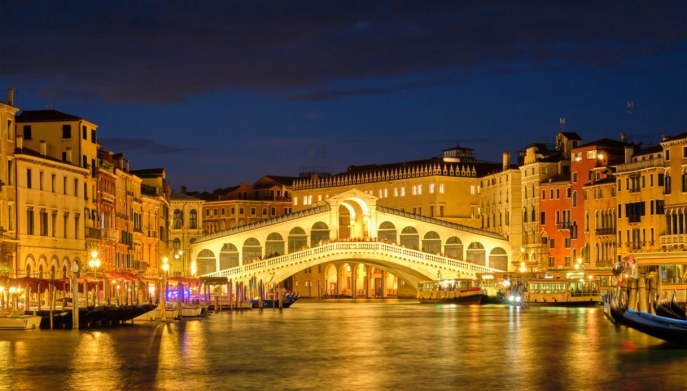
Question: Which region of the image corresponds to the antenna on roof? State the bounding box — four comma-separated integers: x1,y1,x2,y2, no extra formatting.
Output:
559,117,566,132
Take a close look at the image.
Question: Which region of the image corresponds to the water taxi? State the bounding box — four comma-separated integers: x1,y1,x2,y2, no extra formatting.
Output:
416,278,486,304
524,277,601,306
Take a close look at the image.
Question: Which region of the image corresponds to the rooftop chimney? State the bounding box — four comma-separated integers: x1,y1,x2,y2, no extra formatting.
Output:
7,88,14,106
620,132,627,143
502,151,510,171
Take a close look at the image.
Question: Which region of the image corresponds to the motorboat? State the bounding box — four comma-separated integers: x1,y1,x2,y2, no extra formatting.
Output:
0,312,42,330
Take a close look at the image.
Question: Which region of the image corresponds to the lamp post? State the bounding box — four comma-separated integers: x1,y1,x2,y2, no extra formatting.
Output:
161,257,169,321
88,250,101,306
174,249,184,276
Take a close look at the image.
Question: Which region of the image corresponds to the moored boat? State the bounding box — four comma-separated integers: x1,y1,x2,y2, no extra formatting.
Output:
250,293,299,308
416,278,487,304
0,312,42,330
608,293,687,346
524,277,601,306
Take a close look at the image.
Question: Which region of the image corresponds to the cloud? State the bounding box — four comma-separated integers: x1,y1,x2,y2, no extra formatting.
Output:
1,0,684,103
99,137,192,155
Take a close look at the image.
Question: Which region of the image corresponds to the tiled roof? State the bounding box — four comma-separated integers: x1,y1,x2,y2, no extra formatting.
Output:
16,109,83,122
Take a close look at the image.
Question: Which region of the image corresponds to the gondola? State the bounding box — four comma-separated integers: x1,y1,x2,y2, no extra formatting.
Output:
608,294,687,346
250,293,299,309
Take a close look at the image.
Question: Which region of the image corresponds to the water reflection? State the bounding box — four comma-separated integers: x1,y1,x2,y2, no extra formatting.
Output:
1,302,686,390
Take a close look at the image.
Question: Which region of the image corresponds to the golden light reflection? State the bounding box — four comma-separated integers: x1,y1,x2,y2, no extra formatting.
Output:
67,331,123,390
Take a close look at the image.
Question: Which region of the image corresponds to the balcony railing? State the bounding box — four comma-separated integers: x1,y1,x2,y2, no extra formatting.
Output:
85,227,101,239
595,227,615,236
556,222,571,230
660,234,687,246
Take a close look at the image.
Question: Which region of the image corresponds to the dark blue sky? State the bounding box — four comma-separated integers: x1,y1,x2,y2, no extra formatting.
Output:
1,1,685,192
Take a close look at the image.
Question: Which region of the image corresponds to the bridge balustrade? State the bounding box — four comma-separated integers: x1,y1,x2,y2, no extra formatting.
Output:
205,241,501,281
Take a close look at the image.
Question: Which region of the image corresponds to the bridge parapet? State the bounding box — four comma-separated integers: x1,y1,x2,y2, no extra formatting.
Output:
203,241,503,284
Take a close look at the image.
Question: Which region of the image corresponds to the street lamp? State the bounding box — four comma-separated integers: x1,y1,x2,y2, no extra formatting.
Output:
88,250,101,278
174,249,184,276
161,256,169,321
88,250,101,305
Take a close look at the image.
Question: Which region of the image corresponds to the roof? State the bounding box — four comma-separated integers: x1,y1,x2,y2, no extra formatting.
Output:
661,132,687,143
576,138,630,149
340,157,503,178
131,168,165,177
633,144,663,156
560,132,582,140
16,109,84,123
171,191,202,201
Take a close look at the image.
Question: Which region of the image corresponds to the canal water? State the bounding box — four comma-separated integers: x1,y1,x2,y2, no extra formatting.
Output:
1,300,686,391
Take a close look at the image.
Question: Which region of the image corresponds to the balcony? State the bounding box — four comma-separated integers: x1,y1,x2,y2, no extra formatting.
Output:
85,227,101,239
556,222,571,230
660,234,687,246
595,227,615,236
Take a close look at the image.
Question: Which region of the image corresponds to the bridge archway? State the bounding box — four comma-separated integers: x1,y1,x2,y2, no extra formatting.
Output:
193,189,513,295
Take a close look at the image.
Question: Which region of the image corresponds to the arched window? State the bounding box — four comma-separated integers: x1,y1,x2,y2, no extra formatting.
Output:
173,209,183,229
190,209,198,229
445,237,463,260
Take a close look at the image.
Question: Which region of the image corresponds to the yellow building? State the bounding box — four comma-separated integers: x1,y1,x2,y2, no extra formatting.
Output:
170,191,204,277
478,151,523,268
292,145,502,228
610,134,686,300
15,109,101,255
0,89,19,275
582,177,617,268
113,154,142,272
14,146,88,279
132,168,171,277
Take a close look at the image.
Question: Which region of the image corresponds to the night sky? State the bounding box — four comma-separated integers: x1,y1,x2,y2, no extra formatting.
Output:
1,1,685,192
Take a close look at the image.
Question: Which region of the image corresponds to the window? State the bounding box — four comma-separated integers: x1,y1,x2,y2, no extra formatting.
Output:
40,210,48,236
572,172,577,183
91,129,97,143
26,169,32,188
27,208,34,235
39,171,43,191
683,146,687,158
666,149,671,161
549,239,555,249
82,126,87,140
62,125,72,139
190,210,197,229
540,212,546,224
556,189,560,199
251,208,256,216
23,125,32,140
542,190,546,200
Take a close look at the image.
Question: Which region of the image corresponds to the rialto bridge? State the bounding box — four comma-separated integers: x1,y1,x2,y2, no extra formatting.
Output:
191,189,513,297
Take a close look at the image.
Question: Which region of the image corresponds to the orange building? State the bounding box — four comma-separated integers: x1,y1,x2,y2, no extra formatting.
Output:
569,138,632,266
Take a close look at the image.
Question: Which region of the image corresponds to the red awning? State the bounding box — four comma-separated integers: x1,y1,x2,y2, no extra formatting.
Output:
105,271,140,281
5,277,70,291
